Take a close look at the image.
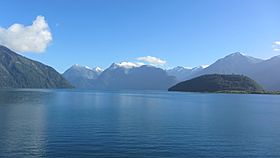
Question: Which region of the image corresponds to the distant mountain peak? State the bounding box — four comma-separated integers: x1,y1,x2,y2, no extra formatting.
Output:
169,65,208,72
192,65,204,70
72,64,84,68
225,52,246,58
63,64,103,87
94,66,103,72
230,52,243,56
171,66,191,71
108,63,120,69
167,65,206,81
70,64,90,71
73,64,80,67
71,64,103,73
85,66,92,69
218,52,263,64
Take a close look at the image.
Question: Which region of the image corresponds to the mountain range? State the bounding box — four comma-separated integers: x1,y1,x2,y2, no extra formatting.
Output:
1,44,279,91
0,45,72,88
64,52,280,91
63,62,177,90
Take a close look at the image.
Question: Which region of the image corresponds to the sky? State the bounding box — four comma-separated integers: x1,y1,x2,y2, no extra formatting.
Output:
0,0,280,72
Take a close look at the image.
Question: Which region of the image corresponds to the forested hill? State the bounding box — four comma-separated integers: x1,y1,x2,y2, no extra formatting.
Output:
168,74,263,92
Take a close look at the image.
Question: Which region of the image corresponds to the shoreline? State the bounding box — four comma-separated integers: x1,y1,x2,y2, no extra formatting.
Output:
169,90,280,95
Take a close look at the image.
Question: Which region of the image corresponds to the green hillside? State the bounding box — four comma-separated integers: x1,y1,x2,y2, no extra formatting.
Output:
168,74,263,93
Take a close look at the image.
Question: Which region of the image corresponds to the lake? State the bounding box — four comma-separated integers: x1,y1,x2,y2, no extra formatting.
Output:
0,89,280,157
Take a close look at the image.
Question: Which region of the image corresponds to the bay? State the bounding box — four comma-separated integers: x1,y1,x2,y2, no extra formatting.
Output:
0,89,280,157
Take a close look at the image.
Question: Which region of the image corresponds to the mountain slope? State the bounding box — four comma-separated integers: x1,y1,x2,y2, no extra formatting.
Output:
248,56,280,90
194,52,263,77
169,74,263,92
0,45,72,88
63,64,103,88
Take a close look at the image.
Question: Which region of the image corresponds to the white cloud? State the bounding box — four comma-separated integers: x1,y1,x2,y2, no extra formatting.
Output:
273,41,280,51
274,41,280,45
111,61,144,69
0,15,52,53
118,62,140,68
136,56,166,66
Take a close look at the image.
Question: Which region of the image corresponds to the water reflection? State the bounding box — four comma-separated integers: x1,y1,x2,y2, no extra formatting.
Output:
0,90,280,157
0,90,50,157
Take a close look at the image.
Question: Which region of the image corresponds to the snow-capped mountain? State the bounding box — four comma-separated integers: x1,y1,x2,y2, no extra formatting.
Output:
92,64,177,90
94,67,104,74
108,62,143,69
63,62,177,90
63,64,103,88
63,64,101,79
167,66,204,81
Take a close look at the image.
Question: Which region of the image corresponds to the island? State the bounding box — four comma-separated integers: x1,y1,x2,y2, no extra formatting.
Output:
168,74,280,94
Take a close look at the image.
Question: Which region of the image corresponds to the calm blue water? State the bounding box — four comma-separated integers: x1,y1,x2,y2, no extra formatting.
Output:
0,89,280,157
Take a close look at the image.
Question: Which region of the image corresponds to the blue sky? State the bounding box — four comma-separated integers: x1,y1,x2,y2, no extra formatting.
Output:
0,0,280,72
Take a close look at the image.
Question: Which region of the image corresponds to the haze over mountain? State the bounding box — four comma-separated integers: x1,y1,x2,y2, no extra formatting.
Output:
0,45,72,88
